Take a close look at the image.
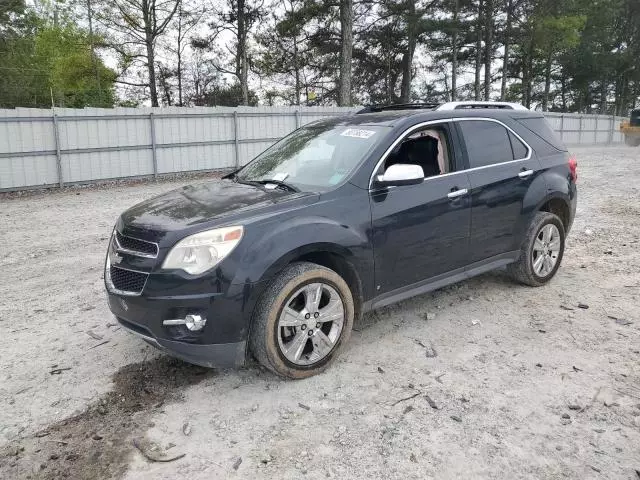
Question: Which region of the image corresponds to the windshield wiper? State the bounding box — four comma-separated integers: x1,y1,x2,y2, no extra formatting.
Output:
250,179,300,192
231,174,300,192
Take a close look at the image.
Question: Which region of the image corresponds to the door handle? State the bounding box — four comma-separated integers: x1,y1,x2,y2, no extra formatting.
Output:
447,188,468,199
518,169,534,179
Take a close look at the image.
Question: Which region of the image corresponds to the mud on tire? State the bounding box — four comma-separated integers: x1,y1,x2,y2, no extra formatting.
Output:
508,211,566,287
249,262,354,379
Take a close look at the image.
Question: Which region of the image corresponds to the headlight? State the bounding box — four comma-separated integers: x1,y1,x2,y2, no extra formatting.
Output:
162,226,243,275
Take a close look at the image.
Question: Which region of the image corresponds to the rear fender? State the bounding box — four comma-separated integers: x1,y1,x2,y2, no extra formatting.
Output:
512,169,549,249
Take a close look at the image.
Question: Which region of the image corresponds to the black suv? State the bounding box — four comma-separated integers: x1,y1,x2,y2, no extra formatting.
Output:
105,101,577,378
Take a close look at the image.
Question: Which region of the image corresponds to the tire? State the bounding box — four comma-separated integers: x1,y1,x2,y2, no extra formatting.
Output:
507,211,566,287
249,262,354,379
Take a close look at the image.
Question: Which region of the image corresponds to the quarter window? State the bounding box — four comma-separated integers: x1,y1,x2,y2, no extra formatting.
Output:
459,120,514,168
508,131,528,159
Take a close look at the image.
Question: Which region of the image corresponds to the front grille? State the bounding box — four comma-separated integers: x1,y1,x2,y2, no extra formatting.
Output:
109,265,148,294
115,231,158,257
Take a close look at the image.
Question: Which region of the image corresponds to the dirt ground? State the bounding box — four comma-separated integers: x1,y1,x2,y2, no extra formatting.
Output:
1,146,639,479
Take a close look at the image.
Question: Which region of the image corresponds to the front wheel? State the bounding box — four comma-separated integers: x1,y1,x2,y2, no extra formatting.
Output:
249,262,354,379
508,211,566,287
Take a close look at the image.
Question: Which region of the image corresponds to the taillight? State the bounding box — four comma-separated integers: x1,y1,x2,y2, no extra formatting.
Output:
568,155,577,183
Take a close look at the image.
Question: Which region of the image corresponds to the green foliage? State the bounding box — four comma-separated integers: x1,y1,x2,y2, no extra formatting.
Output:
1,0,639,112
0,7,116,108
35,26,117,107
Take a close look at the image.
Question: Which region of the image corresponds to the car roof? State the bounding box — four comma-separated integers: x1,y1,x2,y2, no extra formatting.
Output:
312,106,543,129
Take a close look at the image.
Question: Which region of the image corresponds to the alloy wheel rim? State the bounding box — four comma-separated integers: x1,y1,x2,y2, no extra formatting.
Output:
532,224,561,277
277,282,345,366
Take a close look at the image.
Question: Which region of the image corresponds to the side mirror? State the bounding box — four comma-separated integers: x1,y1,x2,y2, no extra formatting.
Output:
374,164,424,187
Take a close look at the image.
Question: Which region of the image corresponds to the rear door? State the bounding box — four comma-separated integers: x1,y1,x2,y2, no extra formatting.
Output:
456,118,542,263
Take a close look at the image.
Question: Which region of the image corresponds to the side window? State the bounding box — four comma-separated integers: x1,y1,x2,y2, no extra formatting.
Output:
383,124,453,179
458,120,513,168
508,131,528,159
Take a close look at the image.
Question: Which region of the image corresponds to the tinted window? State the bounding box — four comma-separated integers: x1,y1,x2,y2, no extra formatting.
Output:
509,131,528,159
515,117,566,151
459,120,513,168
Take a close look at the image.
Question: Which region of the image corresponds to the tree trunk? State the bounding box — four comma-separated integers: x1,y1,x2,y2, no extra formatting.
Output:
86,0,101,105
451,0,459,101
522,38,534,108
142,0,159,107
542,52,552,111
474,0,483,100
600,78,607,114
176,5,183,106
615,75,629,116
442,69,450,100
500,0,512,100
338,0,353,106
386,53,393,104
145,34,159,107
400,1,417,103
293,38,301,105
483,0,493,100
177,49,183,106
560,71,567,111
237,0,249,105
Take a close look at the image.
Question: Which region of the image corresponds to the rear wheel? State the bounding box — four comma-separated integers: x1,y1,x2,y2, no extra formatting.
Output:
508,211,565,287
249,262,354,379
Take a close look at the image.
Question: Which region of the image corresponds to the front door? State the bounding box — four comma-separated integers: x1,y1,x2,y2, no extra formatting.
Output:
369,122,472,295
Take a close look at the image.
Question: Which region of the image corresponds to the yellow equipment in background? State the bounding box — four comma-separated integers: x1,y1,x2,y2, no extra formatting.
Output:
621,108,640,146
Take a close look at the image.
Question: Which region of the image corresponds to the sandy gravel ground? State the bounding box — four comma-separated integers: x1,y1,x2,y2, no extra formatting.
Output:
1,146,639,479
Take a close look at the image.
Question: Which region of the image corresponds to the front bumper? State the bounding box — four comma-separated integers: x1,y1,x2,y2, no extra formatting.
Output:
116,315,246,368
104,226,268,368
108,286,262,368
108,292,250,368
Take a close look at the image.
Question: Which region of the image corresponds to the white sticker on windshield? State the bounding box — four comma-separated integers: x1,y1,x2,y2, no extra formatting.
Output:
341,128,376,139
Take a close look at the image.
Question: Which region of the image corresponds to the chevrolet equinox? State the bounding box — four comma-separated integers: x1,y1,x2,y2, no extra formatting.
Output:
105,101,578,378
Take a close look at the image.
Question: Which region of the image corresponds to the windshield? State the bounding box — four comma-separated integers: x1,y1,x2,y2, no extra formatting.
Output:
236,122,388,191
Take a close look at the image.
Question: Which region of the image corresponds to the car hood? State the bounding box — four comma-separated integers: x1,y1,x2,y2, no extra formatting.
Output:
120,179,314,234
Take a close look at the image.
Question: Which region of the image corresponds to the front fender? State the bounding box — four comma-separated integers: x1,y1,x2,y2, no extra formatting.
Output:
231,214,373,288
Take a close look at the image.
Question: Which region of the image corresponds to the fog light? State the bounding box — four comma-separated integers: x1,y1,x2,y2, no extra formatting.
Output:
162,314,207,331
185,314,206,331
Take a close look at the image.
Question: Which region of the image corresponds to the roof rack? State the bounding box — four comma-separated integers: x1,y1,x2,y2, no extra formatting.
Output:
356,102,440,114
355,100,529,114
436,101,529,111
